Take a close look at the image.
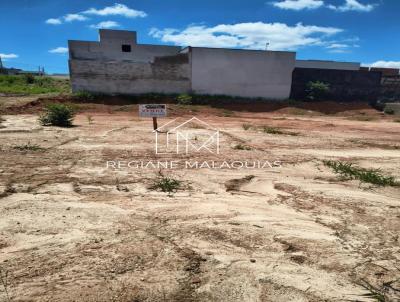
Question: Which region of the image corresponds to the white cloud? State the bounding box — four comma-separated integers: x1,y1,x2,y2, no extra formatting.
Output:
46,18,62,25
0,53,18,61
150,22,343,51
328,0,376,12
325,40,360,53
368,61,400,69
49,47,69,54
327,43,349,49
84,3,147,18
272,0,324,10
64,14,88,22
89,21,120,29
45,3,146,26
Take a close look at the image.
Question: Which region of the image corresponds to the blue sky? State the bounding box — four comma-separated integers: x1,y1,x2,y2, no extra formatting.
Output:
1,0,399,73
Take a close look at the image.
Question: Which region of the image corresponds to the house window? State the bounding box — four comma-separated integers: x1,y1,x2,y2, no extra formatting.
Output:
122,44,131,52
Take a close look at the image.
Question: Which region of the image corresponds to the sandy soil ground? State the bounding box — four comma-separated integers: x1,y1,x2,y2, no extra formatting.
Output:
0,99,399,302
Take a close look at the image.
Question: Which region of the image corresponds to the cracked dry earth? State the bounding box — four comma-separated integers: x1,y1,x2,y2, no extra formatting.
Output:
0,111,399,302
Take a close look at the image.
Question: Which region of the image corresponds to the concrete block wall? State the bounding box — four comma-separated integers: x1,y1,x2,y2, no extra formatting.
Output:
69,55,191,95
190,48,296,99
381,76,400,99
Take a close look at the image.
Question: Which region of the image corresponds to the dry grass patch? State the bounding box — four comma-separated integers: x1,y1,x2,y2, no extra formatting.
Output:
348,115,378,122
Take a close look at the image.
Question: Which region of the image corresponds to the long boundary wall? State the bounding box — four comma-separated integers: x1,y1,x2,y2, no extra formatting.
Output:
290,68,382,102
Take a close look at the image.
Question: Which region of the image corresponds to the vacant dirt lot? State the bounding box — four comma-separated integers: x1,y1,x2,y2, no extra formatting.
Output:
0,98,399,301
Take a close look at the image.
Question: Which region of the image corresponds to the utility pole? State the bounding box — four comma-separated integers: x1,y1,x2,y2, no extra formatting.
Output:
265,42,270,51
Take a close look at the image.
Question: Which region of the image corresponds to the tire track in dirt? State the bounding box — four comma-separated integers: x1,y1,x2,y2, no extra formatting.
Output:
145,216,206,301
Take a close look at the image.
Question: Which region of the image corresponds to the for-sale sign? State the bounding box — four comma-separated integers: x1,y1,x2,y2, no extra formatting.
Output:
139,104,167,117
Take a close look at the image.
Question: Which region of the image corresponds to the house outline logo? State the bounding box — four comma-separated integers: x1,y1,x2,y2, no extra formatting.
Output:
153,117,220,154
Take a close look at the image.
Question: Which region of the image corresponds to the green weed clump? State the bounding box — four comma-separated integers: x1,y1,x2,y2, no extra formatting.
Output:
13,142,45,152
323,160,397,187
349,115,377,122
176,94,193,105
263,126,284,134
39,103,75,127
150,177,182,193
233,144,252,150
262,126,299,136
384,107,395,115
242,123,252,130
73,90,97,101
220,109,234,117
358,280,389,302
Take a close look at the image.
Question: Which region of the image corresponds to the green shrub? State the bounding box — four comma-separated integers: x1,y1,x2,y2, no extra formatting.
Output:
306,81,330,101
39,103,76,127
176,94,192,105
23,74,35,84
384,107,395,115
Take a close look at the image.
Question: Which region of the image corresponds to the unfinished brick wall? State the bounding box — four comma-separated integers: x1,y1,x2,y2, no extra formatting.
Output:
290,68,382,102
69,53,191,95
381,76,400,99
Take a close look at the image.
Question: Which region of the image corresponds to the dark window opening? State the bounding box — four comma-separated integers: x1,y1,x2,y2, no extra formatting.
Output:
122,44,131,52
